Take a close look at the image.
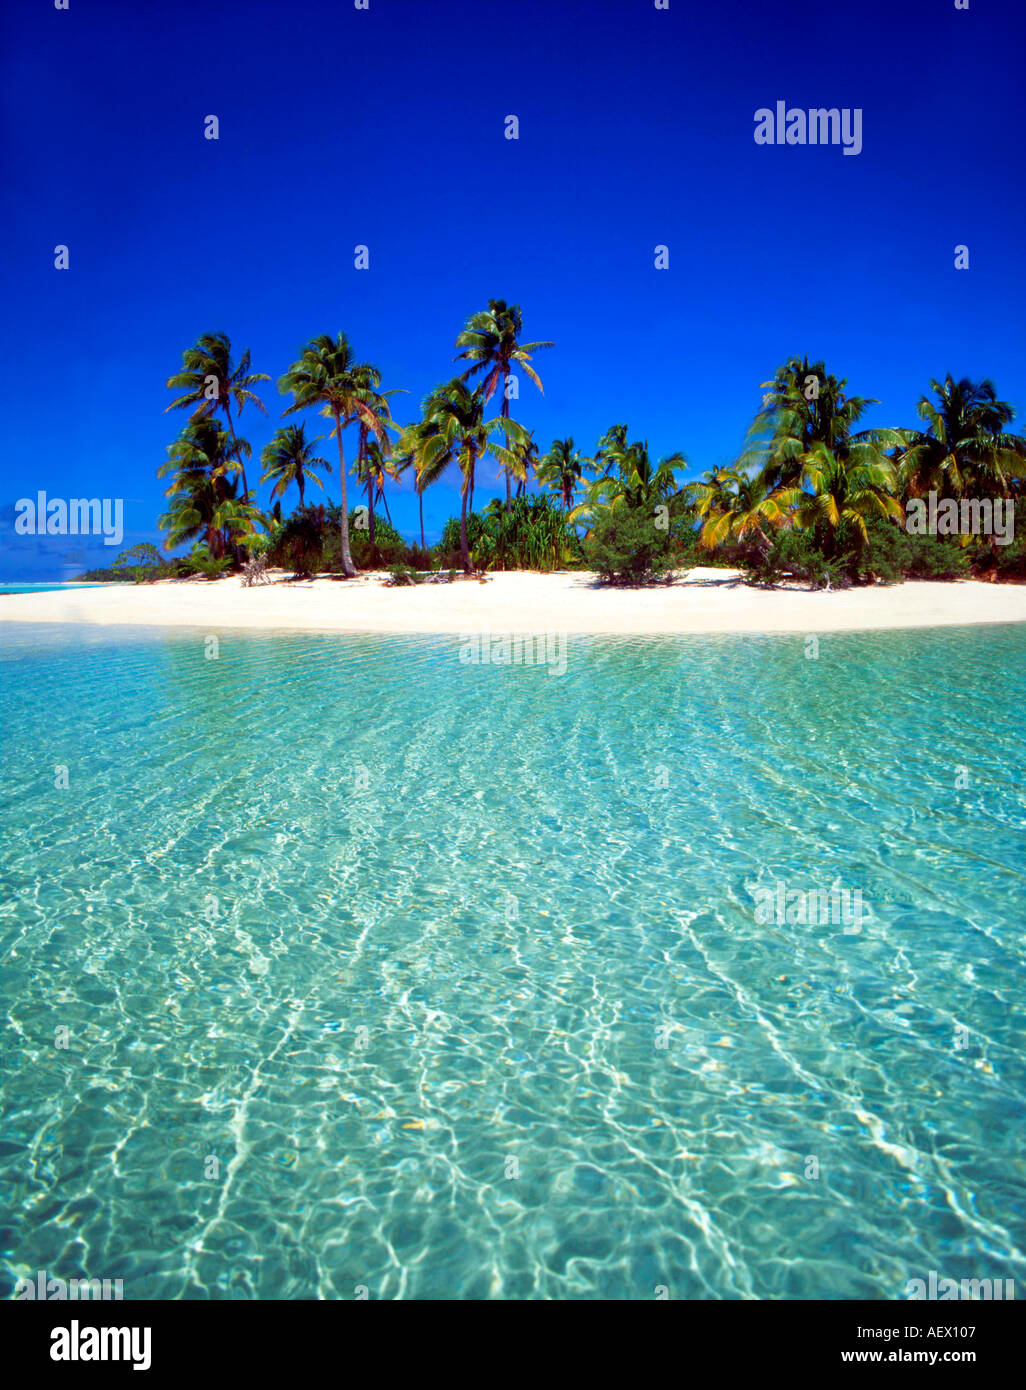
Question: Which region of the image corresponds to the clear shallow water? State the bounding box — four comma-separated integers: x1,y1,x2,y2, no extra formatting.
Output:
1,622,1024,1301
0,584,108,596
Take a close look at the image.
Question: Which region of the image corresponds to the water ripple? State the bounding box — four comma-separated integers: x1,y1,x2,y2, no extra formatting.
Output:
1,622,1024,1299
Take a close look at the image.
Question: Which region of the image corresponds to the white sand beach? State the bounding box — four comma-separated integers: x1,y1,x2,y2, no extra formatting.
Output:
2,569,1025,635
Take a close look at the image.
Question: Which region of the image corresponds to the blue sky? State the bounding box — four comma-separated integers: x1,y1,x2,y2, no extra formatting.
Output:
2,0,1024,578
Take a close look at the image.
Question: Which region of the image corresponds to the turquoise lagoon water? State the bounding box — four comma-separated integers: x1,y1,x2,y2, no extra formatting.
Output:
1,622,1024,1300
0,584,108,596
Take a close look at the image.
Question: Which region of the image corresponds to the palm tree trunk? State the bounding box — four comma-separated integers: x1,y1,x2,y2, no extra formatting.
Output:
368,475,376,545
298,474,305,509
419,489,425,550
223,399,249,502
502,380,511,509
335,409,357,577
460,454,474,574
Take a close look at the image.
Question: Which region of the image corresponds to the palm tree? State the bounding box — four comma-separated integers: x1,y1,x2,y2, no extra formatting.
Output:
591,424,630,480
537,436,587,508
350,368,402,542
777,445,903,557
158,415,250,492
689,464,791,558
165,332,269,502
158,484,226,556
278,334,387,578
360,439,401,532
158,419,264,560
598,436,686,510
454,299,553,508
746,357,903,493
260,424,331,510
417,380,526,573
508,431,539,500
572,431,685,538
898,375,1026,499
393,430,428,550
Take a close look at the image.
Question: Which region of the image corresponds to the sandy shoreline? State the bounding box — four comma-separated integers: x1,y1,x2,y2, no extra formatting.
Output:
1,569,1025,636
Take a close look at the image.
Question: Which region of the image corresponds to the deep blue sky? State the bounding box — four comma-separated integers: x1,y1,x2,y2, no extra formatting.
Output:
2,0,1024,577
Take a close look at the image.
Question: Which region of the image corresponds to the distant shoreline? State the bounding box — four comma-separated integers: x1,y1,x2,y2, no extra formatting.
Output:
1,569,1025,636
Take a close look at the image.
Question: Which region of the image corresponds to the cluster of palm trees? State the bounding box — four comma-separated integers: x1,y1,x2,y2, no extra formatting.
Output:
158,327,1025,576
158,301,554,574
687,361,1025,564
158,335,270,560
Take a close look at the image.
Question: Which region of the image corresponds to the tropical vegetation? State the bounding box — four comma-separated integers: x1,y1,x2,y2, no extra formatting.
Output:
84,320,1026,588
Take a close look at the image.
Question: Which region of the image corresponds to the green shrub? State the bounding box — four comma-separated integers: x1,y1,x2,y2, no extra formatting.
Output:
80,542,173,582
437,512,487,569
742,517,977,587
856,517,970,582
404,543,434,570
266,503,430,574
746,529,852,588
582,501,679,584
112,542,167,583
349,514,407,568
184,545,233,579
984,534,1026,581
966,499,1026,580
269,506,328,576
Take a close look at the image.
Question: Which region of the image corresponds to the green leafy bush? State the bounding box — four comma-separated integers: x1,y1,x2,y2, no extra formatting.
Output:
437,512,487,569
582,501,679,584
349,514,408,568
404,543,434,570
184,544,233,579
966,499,1026,580
268,506,328,576
744,517,975,587
983,535,1026,581
80,542,174,582
265,503,431,574
113,542,166,582
746,529,851,588
855,518,970,582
